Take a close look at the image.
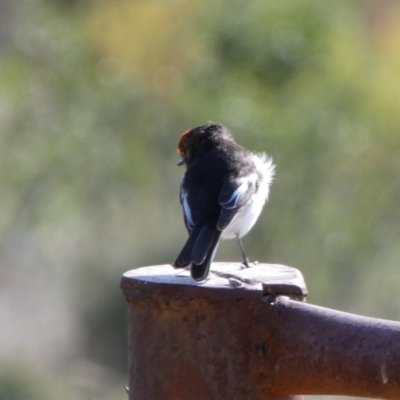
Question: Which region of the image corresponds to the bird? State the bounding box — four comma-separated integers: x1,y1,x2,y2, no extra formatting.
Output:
173,123,275,281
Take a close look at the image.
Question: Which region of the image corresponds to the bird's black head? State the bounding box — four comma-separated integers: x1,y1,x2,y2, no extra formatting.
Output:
177,123,233,165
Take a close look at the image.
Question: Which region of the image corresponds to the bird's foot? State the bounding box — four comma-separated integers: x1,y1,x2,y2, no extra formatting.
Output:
240,259,258,269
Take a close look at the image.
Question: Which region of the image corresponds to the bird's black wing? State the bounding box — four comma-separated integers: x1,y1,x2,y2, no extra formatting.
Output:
175,151,240,281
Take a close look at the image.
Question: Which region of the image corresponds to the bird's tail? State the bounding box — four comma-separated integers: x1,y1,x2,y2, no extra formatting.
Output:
173,225,202,268
191,228,221,281
173,225,221,281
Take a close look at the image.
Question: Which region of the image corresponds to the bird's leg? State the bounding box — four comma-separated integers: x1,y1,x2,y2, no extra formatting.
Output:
237,238,250,268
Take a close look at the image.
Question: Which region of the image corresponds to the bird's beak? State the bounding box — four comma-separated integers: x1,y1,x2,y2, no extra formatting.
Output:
177,158,184,166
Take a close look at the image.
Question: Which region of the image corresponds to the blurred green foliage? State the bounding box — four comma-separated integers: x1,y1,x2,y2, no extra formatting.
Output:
1,0,400,399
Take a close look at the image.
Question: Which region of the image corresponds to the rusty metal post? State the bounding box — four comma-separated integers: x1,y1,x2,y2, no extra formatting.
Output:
121,263,306,400
121,262,400,399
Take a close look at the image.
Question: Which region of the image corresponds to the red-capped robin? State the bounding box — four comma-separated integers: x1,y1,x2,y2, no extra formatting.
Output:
173,123,275,281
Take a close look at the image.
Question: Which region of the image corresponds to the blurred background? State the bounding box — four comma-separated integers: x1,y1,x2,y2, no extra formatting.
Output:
1,0,400,399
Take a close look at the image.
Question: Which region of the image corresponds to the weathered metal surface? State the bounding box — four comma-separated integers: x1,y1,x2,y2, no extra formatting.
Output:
121,262,400,399
121,262,307,302
121,263,305,400
258,296,400,398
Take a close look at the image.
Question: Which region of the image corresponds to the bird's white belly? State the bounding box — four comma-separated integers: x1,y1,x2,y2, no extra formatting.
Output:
221,190,266,240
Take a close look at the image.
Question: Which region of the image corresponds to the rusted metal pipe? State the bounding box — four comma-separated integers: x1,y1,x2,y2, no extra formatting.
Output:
121,263,400,399
258,296,400,398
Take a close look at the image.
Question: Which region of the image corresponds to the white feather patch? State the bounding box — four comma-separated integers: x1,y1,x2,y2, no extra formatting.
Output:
181,188,194,230
221,153,275,240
